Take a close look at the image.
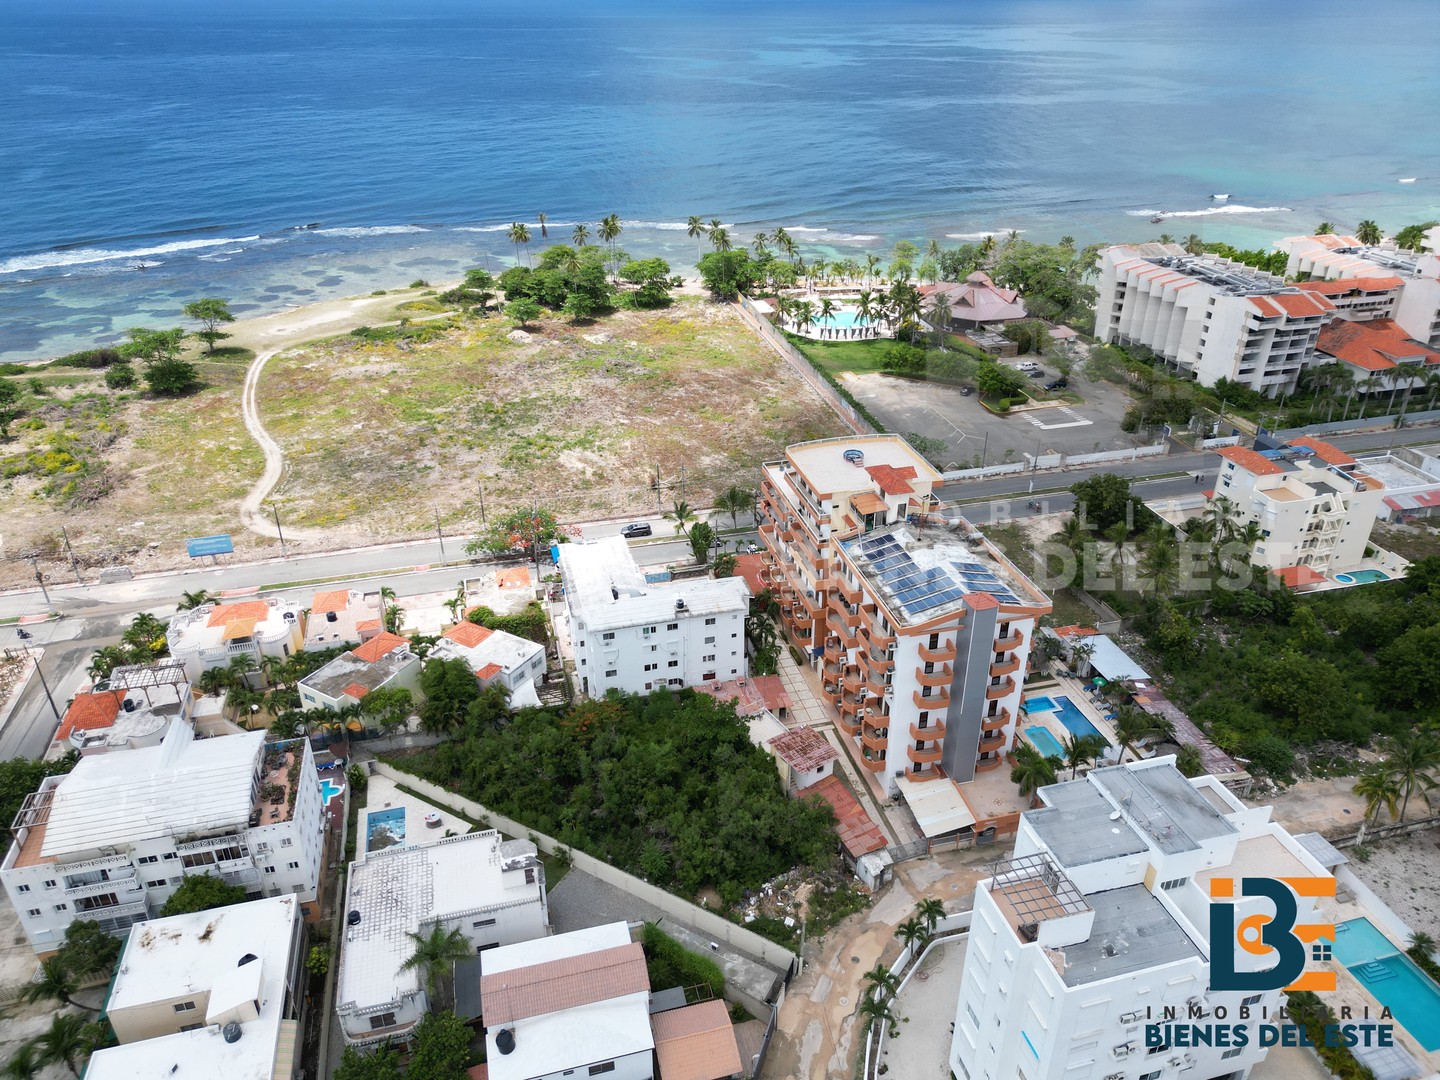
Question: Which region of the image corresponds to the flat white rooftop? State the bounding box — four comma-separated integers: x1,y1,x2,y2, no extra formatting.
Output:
561,537,748,633
337,831,540,1017
786,434,939,497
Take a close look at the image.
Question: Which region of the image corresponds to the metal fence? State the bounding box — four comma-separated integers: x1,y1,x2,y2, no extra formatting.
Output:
749,1002,779,1079
734,297,875,436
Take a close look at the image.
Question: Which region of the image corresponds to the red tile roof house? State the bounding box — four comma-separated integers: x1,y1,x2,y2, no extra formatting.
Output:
427,621,548,708
297,632,421,717
304,588,384,650
1314,317,1440,394
767,725,838,792
920,272,1028,330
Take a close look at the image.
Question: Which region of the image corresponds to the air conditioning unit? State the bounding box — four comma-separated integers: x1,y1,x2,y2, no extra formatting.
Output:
1112,1044,1134,1060
1168,1057,1184,1068
1105,1074,1126,1080
1119,1010,1143,1024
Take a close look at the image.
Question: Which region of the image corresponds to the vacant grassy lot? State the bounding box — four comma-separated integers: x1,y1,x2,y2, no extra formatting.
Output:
257,299,844,535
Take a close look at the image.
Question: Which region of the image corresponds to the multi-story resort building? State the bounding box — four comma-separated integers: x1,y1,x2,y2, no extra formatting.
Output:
558,536,749,697
1096,243,1334,396
758,435,1049,834
86,895,306,1080
2,718,325,950
335,831,549,1046
950,758,1331,1080
1210,436,1386,576
166,598,305,682
1280,232,1440,348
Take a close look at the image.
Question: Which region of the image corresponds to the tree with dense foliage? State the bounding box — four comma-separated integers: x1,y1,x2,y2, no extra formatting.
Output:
1355,220,1382,246
395,691,836,901
466,506,567,562
145,356,200,395
103,362,136,391
687,521,715,564
398,924,471,1004
405,1012,471,1080
183,298,236,353
1069,473,1136,532
1010,743,1060,799
333,1042,403,1080
57,920,122,981
120,326,186,366
506,297,542,327
1393,220,1439,251
418,658,481,734
618,258,673,308
975,362,1026,399
0,754,77,837
158,873,248,917
696,249,758,299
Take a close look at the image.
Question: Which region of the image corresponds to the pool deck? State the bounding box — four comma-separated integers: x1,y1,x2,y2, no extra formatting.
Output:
1019,675,1126,762
357,773,474,861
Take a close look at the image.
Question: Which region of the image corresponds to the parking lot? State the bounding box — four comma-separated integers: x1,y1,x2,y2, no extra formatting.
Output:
840,357,1138,469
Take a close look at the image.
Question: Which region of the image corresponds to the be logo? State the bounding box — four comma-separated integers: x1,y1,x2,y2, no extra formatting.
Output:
1209,876,1336,992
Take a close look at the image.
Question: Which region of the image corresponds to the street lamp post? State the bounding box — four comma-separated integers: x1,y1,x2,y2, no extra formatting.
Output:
435,508,446,562
25,646,60,722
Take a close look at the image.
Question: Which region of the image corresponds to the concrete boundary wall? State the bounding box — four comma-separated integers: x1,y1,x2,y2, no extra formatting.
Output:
1275,409,1440,440
370,763,799,975
863,915,973,1080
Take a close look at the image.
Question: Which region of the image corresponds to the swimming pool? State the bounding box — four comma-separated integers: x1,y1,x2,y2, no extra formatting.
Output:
811,310,871,329
318,778,343,805
1024,694,1106,744
1334,569,1390,585
1333,917,1440,1051
1024,725,1065,760
366,807,406,852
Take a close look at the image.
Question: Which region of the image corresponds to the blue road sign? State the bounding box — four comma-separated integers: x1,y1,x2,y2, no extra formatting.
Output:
186,534,234,558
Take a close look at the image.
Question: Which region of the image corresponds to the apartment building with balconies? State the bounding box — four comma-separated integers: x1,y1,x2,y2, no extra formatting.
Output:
1097,244,1334,396
2,718,325,951
167,598,305,682
950,758,1331,1080
1280,233,1440,348
1210,437,1386,575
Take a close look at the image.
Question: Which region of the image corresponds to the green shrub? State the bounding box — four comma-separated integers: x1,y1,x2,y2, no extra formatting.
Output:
642,923,725,1001
1286,991,1376,1080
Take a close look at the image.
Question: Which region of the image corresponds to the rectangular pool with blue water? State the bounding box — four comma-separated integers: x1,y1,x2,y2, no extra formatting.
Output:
1024,725,1065,760
1024,694,1107,745
1332,917,1440,1051
366,807,406,853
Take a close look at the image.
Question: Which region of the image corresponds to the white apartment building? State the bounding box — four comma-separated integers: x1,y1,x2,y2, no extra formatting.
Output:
1096,244,1334,396
335,831,549,1046
559,536,749,697
2,719,325,950
1280,233,1440,348
305,587,384,651
53,660,192,756
758,435,1048,837
298,631,422,715
950,759,1331,1080
1210,437,1386,574
86,895,306,1080
167,598,305,682
428,620,547,706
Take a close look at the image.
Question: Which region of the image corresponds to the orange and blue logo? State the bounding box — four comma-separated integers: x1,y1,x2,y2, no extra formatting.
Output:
1208,876,1336,993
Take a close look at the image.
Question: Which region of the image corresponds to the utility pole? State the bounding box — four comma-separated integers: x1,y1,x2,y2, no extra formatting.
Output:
435,508,446,562
679,465,688,502
25,646,60,721
27,556,52,613
477,485,487,526
270,504,288,559
59,527,82,583
653,465,662,513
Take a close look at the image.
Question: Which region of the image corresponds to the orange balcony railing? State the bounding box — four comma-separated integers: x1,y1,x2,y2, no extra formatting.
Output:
918,641,957,664
839,695,863,717
834,578,861,605
974,755,1005,773
865,675,890,697
985,677,1016,700
910,719,945,740
915,664,952,688
828,595,861,627
913,689,950,709
981,710,1010,733
990,655,1021,678
842,671,864,693
907,743,943,764
861,726,888,752
978,733,1007,754
860,752,887,772
996,629,1024,651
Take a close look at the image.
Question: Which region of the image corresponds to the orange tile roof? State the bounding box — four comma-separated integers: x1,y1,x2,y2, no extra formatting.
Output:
443,622,494,649
805,775,888,858
1215,446,1285,476
1248,296,1280,318
964,591,1000,612
311,590,350,614
475,662,503,682
1316,318,1440,372
497,567,531,589
851,491,888,515
341,683,371,699
480,942,648,1026
768,726,838,772
1051,624,1098,638
221,617,259,641
1271,565,1326,588
1289,436,1357,467
651,1000,744,1080
1271,292,1334,317
732,553,768,597
865,464,914,496
351,631,408,663
207,601,269,627
356,618,382,633
1295,276,1404,296
56,690,123,743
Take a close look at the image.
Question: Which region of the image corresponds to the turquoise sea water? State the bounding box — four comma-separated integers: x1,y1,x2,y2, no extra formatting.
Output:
2,0,1439,360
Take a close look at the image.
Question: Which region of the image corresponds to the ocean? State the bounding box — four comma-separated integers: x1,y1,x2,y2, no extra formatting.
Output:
3,0,1438,361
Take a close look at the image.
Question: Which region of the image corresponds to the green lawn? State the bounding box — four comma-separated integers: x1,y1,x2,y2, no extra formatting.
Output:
782,332,892,377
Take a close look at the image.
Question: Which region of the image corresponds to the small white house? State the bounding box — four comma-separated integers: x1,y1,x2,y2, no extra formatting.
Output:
167,599,304,682
427,621,546,706
298,631,422,715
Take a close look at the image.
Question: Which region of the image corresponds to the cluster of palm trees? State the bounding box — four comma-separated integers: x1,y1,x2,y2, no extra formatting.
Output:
1353,731,1440,825
508,214,626,273
10,934,118,1077
1011,704,1186,800
86,610,169,681
857,898,947,1042
775,284,930,340
1300,359,1440,424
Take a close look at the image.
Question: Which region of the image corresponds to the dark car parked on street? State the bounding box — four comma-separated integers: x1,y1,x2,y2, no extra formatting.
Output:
1045,377,1068,391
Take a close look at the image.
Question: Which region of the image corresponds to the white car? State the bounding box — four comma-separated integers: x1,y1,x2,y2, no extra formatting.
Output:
1017,360,1040,372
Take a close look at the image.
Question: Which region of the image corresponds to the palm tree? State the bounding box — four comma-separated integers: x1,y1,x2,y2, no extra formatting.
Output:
863,963,899,1002
1069,641,1096,676
1055,514,1087,555
1113,705,1156,764
1354,763,1401,824
379,586,401,633
927,291,953,349
1384,732,1440,821
686,216,708,263
752,232,770,258
793,300,815,335
227,652,258,686
22,956,89,1011
1010,743,1060,800
715,485,756,529
1315,222,1334,235
1061,733,1105,779
506,222,532,267
857,993,896,1034
398,924,471,1005
1175,744,1204,778
268,711,307,741
36,1013,91,1077
177,589,213,610
1140,533,1180,596
537,212,548,240
855,290,876,327
1410,932,1436,959
664,499,697,537
572,222,591,248
818,297,836,325
916,897,945,937
598,213,622,271
1356,220,1382,246
86,646,130,681
894,916,926,954
864,254,881,285
2,1040,43,1080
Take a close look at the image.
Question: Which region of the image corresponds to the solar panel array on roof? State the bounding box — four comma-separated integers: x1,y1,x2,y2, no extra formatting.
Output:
845,533,1021,614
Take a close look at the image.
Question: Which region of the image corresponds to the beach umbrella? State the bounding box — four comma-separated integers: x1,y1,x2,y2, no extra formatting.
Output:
346,719,364,732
